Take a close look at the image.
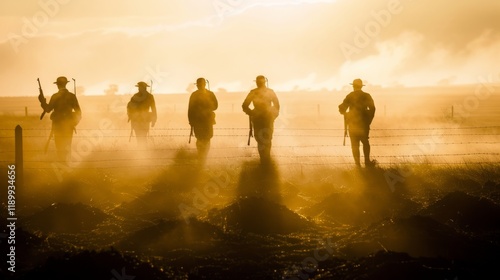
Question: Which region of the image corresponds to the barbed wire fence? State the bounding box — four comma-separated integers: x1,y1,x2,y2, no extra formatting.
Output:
1,126,499,175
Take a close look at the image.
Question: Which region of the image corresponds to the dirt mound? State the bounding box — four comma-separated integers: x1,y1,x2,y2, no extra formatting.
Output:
1,227,47,274
24,203,109,234
420,191,500,231
113,190,187,223
207,197,314,234
337,251,468,280
482,180,499,189
118,218,227,255
3,227,42,245
112,149,220,225
340,215,488,259
235,161,282,203
301,191,420,226
20,248,169,279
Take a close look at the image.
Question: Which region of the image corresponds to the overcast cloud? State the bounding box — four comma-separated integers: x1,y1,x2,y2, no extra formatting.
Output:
1,0,499,95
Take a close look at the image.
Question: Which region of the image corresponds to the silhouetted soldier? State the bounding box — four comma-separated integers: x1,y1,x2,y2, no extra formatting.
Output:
127,81,157,145
242,75,280,164
339,79,376,167
39,76,82,162
188,78,218,162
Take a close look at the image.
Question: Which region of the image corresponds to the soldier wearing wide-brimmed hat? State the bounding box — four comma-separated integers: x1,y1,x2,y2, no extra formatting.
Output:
127,81,157,145
338,78,376,167
39,76,82,162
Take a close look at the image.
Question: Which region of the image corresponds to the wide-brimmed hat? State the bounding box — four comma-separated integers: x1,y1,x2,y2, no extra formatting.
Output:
53,76,70,85
135,81,149,87
350,78,364,87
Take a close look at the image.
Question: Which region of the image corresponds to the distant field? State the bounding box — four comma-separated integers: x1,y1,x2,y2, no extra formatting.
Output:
1,85,500,279
1,85,499,170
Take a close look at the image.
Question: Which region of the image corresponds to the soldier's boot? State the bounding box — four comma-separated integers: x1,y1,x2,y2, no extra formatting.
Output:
363,143,374,167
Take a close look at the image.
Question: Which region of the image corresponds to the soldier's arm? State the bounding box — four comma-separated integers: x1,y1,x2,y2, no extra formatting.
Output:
73,95,82,123
150,95,157,126
367,94,376,123
368,94,375,112
338,95,350,115
188,94,195,125
210,91,218,111
74,95,81,113
42,95,56,113
242,91,254,115
271,90,280,111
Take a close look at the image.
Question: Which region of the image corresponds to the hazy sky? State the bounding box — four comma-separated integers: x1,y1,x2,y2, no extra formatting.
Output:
1,0,499,95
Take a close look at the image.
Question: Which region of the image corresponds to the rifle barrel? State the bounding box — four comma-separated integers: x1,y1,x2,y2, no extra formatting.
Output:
38,78,46,120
